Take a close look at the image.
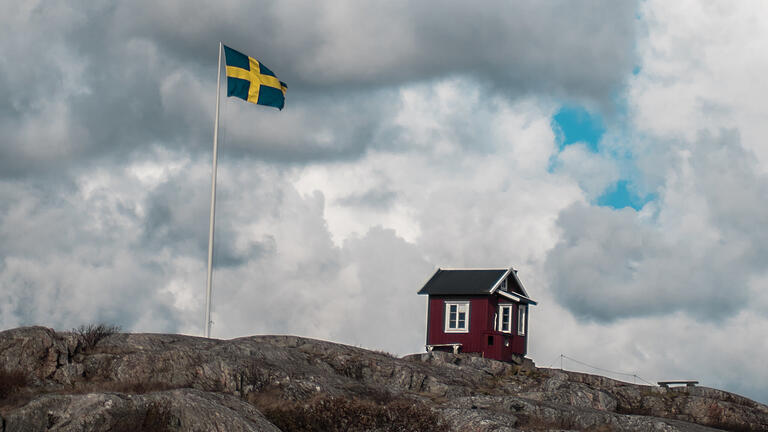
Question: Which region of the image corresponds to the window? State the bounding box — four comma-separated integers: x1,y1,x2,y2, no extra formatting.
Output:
499,279,507,291
444,302,469,333
517,304,527,336
498,304,513,333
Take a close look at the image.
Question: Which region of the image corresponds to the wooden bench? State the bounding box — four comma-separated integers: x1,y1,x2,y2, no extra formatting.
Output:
658,380,699,388
426,343,462,354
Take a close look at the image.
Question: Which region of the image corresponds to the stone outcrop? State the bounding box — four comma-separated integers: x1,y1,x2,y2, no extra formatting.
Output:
3,389,280,432
1,326,767,431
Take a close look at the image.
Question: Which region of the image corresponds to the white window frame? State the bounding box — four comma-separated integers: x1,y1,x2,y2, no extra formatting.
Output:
517,304,527,336
498,304,513,333
499,279,507,291
444,301,470,333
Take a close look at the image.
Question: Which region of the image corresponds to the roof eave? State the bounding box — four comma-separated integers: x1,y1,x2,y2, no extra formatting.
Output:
497,289,538,305
416,267,442,295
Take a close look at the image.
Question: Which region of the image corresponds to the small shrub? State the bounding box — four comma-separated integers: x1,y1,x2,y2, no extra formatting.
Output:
0,369,29,400
328,355,366,379
73,323,121,351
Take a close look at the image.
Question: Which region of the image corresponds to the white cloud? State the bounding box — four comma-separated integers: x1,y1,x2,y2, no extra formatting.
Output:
632,0,768,169
551,144,621,200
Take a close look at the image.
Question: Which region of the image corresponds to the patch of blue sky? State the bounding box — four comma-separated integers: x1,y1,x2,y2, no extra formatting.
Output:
550,104,655,211
551,105,605,152
596,179,657,211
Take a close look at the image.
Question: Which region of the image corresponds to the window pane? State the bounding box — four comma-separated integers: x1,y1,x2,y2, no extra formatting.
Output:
446,303,469,331
448,304,457,329
501,307,510,332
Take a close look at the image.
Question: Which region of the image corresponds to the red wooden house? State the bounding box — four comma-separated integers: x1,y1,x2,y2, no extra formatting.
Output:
417,267,537,362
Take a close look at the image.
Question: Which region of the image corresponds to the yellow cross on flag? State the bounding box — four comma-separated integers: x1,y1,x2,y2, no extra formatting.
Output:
223,45,287,110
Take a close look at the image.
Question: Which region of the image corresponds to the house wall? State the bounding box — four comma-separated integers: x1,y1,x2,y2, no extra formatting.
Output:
427,296,490,355
489,297,528,359
511,303,527,355
426,295,528,361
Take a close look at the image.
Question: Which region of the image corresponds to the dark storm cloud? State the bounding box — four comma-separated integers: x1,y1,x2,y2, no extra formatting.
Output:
0,0,638,179
112,1,638,92
216,89,399,163
546,130,768,322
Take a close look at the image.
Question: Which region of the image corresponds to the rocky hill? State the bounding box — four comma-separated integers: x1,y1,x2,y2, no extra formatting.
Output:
1,326,767,431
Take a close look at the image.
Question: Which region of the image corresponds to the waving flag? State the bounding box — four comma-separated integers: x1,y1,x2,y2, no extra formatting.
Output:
223,45,287,110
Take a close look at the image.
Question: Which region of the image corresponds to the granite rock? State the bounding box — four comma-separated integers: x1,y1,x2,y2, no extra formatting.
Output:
1,326,767,431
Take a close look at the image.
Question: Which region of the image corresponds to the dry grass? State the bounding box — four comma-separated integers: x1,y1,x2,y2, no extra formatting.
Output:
373,350,398,358
83,401,180,432
0,369,35,414
252,393,448,432
140,402,181,431
70,380,180,395
0,369,29,400
0,375,182,415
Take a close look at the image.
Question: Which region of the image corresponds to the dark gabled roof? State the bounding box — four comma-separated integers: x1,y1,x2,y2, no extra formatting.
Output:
417,267,537,304
417,268,508,295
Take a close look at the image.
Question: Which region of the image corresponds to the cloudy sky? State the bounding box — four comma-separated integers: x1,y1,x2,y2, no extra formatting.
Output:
3,0,768,402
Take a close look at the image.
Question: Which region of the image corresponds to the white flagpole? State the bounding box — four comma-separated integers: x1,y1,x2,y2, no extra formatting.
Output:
205,41,223,338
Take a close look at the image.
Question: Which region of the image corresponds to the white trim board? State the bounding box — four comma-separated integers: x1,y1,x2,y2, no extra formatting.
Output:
489,267,514,294
497,289,537,305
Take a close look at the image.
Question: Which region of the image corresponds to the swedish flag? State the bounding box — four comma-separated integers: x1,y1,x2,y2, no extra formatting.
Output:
224,45,287,110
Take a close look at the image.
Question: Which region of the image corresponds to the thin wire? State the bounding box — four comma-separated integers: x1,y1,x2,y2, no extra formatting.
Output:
560,354,654,385
634,375,656,386
562,354,635,377
546,353,562,369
